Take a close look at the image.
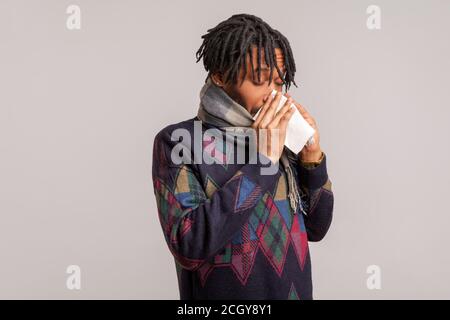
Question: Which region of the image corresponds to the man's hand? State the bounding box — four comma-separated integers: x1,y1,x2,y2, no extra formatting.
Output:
285,93,323,162
252,91,295,164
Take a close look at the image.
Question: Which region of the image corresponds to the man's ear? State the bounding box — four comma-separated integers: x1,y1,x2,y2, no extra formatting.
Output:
211,73,224,87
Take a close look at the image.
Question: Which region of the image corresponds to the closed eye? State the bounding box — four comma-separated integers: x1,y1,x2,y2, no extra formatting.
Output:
254,77,285,86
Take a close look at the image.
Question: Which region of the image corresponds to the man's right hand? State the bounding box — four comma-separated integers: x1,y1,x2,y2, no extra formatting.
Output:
251,91,295,164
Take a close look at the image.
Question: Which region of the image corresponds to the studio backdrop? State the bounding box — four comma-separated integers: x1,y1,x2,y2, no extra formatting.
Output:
1,0,449,299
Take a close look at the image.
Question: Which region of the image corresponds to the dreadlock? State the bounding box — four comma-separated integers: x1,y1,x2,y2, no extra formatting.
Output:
195,13,298,92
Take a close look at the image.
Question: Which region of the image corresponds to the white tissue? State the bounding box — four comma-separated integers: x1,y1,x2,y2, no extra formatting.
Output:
252,90,315,154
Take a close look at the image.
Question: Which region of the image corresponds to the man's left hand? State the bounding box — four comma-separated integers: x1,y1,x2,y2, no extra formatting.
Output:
285,93,323,162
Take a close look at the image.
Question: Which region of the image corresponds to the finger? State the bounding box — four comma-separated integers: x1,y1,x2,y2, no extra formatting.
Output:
253,92,274,127
269,97,293,128
278,107,295,130
260,91,283,127
261,92,282,127
294,102,316,126
285,93,305,112
294,100,309,116
284,94,316,125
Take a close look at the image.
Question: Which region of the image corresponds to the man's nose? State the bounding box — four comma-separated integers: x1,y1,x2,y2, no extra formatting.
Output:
269,79,283,92
267,82,284,95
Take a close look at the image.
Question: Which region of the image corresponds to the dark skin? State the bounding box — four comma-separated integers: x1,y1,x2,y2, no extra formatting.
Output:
211,45,323,163
211,46,286,117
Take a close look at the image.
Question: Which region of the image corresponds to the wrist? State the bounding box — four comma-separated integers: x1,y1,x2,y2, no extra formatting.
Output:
300,149,323,163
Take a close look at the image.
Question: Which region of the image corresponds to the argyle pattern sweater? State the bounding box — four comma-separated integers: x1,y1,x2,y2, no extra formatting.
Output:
152,117,334,300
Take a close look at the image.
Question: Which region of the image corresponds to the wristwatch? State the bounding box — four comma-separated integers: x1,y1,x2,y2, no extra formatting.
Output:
300,151,324,169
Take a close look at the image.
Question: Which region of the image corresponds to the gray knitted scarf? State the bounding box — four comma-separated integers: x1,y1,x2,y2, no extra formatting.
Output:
197,77,305,215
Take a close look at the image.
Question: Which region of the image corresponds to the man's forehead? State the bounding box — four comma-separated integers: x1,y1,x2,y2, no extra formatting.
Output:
250,46,284,67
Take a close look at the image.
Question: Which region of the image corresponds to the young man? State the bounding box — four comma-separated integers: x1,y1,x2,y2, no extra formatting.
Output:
152,13,334,300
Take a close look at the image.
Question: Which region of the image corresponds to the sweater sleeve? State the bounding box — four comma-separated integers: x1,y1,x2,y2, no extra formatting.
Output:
297,152,334,242
152,129,281,271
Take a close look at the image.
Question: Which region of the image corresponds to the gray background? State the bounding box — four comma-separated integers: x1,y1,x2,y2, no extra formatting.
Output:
1,0,449,299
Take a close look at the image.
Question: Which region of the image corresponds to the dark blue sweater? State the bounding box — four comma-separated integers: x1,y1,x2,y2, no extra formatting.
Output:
152,117,334,300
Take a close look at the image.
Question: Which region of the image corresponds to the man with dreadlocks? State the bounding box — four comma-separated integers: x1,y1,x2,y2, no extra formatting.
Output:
152,13,334,300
